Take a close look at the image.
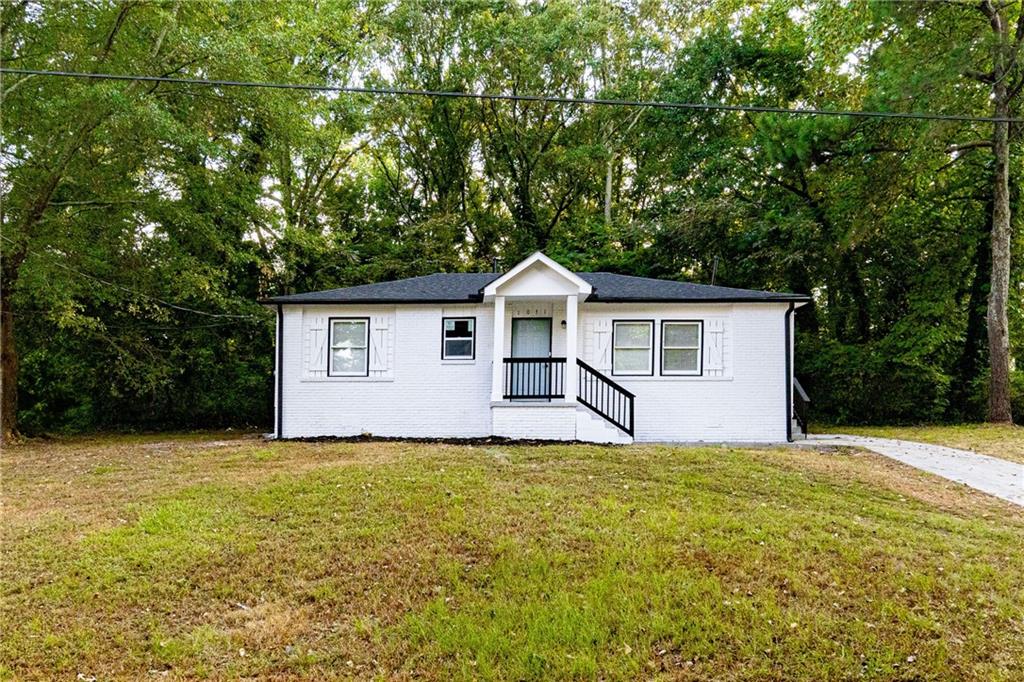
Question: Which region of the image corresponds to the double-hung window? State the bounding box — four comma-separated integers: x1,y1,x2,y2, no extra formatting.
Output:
329,318,369,376
442,317,475,360
661,321,702,375
612,320,654,375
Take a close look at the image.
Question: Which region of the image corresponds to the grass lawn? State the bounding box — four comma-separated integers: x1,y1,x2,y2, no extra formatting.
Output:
826,423,1024,464
2,434,1023,680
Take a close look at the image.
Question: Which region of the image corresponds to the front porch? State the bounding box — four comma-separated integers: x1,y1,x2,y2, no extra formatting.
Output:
482,253,634,442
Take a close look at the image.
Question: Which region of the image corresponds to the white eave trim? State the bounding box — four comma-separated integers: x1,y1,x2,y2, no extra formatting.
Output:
482,251,593,298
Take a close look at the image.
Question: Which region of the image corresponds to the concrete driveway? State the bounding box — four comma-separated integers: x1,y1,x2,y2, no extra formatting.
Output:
805,434,1024,507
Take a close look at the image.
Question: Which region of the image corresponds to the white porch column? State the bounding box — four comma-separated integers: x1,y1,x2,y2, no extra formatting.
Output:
564,294,578,403
491,295,506,401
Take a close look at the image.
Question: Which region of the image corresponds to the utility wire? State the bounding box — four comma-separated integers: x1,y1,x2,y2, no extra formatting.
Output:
5,308,254,331
1,67,1020,124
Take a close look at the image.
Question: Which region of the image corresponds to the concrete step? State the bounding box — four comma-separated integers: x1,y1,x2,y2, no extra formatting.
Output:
575,406,633,444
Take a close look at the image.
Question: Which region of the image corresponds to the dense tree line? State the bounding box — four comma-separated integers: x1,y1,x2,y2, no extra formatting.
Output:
1,0,1021,437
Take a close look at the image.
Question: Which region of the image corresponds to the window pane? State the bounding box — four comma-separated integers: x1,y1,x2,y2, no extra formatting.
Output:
445,319,473,338
445,339,473,357
664,348,699,372
614,348,649,372
332,320,365,347
664,323,699,348
332,347,367,374
615,323,651,347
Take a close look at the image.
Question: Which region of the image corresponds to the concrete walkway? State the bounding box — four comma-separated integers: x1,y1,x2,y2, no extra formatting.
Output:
804,434,1024,507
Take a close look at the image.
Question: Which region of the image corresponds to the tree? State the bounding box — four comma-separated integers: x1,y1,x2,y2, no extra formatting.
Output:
833,0,1024,422
975,0,1024,422
2,1,180,440
2,0,1020,435
0,0,364,439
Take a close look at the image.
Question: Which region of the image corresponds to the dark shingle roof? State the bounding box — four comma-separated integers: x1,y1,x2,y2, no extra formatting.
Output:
580,272,807,302
262,272,808,304
264,273,499,304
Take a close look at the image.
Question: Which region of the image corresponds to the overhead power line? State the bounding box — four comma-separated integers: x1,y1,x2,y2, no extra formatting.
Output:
5,308,252,331
1,67,1020,124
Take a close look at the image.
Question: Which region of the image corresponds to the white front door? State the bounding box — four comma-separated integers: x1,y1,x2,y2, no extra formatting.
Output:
511,318,552,398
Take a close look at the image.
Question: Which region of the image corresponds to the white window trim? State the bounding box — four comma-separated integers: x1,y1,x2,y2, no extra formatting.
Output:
661,320,703,376
612,320,654,376
328,317,369,377
442,316,476,361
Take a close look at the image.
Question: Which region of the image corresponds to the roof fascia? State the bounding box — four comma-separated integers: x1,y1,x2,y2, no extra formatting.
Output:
584,296,812,304
259,297,483,305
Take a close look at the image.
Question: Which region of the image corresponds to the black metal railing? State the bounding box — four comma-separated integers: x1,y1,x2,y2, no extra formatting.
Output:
503,357,566,399
577,359,635,436
793,377,810,434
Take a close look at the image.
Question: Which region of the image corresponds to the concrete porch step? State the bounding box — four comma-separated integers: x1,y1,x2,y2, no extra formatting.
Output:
576,405,633,444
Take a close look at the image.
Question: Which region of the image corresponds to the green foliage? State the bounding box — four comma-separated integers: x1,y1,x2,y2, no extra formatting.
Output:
1010,372,1024,422
799,336,951,425
2,0,1022,432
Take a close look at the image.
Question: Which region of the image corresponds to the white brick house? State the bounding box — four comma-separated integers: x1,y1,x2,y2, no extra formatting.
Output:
263,252,810,443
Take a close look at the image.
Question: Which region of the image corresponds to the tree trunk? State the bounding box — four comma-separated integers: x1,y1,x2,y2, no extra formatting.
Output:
604,157,613,226
513,175,542,249
986,95,1013,423
0,251,24,442
835,250,871,344
950,198,992,420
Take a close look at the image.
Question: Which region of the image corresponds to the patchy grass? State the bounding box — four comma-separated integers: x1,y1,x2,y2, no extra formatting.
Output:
2,435,1023,680
828,423,1024,464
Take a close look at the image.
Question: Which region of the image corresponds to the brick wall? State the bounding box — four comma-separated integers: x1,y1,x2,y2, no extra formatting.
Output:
578,303,789,442
491,404,577,440
278,301,792,442
279,304,493,438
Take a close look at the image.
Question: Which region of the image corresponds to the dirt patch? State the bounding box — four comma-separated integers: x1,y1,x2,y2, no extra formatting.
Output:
220,602,319,649
0,436,412,532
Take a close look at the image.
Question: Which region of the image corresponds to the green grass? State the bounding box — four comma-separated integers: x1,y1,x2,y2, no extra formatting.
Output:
826,423,1024,464
2,436,1023,680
